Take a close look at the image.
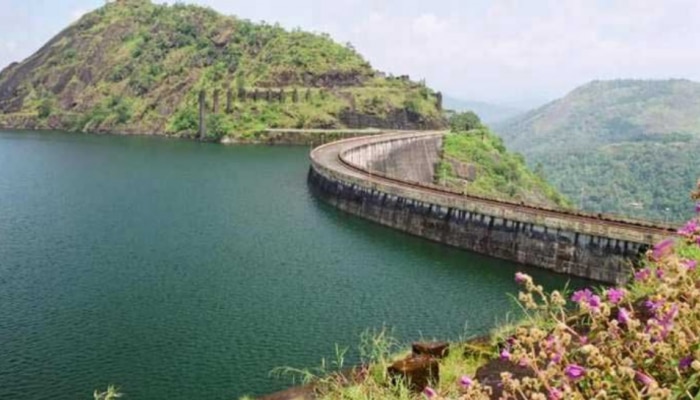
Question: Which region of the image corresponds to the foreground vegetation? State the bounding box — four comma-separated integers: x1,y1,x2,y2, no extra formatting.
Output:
495,79,700,223
0,0,443,138
436,113,570,208
275,182,700,399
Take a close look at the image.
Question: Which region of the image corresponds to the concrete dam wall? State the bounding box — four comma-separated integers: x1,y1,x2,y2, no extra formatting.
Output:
308,132,674,284
342,135,443,184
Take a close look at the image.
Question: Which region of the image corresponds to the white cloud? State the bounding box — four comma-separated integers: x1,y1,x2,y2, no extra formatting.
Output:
340,0,700,102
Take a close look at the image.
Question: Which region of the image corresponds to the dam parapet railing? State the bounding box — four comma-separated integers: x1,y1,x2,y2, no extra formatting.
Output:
309,131,676,284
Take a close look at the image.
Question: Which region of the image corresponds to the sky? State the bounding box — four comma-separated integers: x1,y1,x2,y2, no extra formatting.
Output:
1,0,700,106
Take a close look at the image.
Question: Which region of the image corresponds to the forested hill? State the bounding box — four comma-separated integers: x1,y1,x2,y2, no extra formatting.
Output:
0,0,444,138
494,79,700,222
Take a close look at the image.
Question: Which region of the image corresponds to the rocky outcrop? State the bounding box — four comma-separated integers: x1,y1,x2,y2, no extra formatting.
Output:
339,109,443,131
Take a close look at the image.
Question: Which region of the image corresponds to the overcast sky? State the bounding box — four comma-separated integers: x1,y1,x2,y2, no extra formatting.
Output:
1,0,699,105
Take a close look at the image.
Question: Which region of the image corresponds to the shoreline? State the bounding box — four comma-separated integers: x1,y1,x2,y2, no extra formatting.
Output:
0,126,387,147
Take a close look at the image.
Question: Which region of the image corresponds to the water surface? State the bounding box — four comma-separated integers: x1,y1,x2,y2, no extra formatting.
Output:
0,131,589,399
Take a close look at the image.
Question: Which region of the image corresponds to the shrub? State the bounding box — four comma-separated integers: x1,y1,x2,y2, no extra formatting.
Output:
80,104,110,130
206,113,234,139
169,107,199,133
449,111,482,132
108,96,132,124
37,98,52,119
425,181,700,399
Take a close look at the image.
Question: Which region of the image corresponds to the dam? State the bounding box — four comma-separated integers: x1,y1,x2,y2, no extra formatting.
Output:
309,131,675,284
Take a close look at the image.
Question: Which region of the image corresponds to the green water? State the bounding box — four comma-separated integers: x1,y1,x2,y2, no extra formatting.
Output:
0,131,590,399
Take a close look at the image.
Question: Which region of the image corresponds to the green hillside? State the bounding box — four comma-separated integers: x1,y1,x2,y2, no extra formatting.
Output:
494,79,700,222
0,0,444,138
436,113,570,208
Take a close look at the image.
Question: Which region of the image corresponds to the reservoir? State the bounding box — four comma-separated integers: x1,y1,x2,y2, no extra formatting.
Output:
0,131,588,399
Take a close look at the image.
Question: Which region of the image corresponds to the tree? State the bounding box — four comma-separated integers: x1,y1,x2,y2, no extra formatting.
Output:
449,111,482,132
37,98,52,119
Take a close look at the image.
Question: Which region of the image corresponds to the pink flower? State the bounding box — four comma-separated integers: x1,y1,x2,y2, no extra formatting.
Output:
660,304,679,330
652,239,674,259
683,259,698,270
607,288,625,304
514,272,528,284
618,308,631,325
680,356,693,369
635,268,651,281
548,387,564,400
644,299,663,316
500,348,511,360
571,288,593,303
679,220,698,236
544,335,556,349
695,203,700,214
550,352,562,364
423,387,437,398
635,371,656,387
564,364,586,381
571,289,600,311
647,303,679,340
459,375,473,389
656,268,664,279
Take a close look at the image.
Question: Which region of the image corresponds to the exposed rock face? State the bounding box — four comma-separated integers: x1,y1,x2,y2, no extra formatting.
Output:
339,109,443,131
446,158,478,181
0,0,446,136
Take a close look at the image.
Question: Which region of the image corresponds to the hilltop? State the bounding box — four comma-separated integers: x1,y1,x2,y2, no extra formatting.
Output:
494,79,700,221
0,0,445,138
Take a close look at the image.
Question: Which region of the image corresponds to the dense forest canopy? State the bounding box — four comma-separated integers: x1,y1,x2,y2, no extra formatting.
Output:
494,79,700,222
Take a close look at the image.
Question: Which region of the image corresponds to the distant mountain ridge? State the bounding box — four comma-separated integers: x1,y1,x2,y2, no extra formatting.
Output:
0,0,444,137
494,79,700,222
443,95,523,124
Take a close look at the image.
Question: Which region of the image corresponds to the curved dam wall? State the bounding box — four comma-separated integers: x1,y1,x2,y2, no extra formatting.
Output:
308,132,673,284
342,135,443,184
